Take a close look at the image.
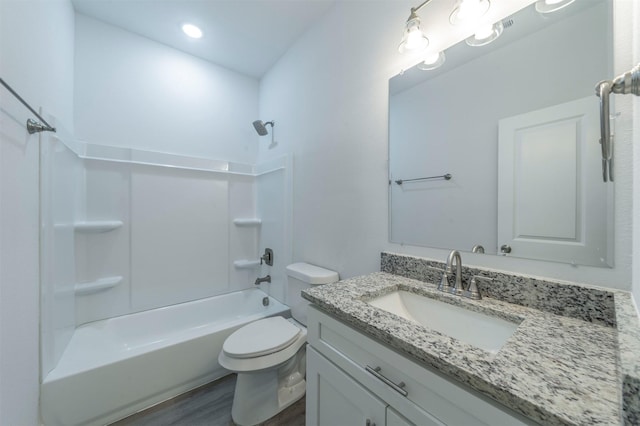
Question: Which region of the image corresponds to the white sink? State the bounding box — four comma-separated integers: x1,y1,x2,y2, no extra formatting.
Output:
366,290,519,353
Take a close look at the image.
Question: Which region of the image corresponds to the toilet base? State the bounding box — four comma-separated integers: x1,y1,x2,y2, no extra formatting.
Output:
231,347,306,426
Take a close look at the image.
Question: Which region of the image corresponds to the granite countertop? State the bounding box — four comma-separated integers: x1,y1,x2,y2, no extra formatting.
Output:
302,272,621,426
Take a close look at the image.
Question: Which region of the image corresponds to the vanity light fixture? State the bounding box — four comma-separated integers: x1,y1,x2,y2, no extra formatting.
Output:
417,51,446,70
450,0,490,25
466,21,503,46
182,23,203,39
398,0,433,54
534,0,576,14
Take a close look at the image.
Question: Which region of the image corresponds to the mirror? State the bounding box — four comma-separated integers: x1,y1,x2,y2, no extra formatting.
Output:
388,0,614,267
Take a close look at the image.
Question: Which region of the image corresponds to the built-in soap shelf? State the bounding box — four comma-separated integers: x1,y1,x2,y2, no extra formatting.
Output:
233,218,262,227
75,276,123,296
74,220,123,233
233,218,261,270
234,260,261,270
74,221,123,296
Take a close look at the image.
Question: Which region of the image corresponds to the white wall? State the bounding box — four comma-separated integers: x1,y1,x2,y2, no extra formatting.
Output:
0,0,75,423
259,1,409,279
75,14,260,164
259,0,635,290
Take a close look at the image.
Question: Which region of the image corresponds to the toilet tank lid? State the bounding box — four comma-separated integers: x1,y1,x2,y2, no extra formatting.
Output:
286,262,339,285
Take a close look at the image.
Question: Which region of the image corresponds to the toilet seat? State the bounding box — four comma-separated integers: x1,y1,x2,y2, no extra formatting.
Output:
223,317,301,358
218,317,307,372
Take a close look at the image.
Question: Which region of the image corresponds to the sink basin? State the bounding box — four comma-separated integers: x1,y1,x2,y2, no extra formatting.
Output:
366,291,519,353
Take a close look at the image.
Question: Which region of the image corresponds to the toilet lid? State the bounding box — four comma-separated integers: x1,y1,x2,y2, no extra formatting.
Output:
223,317,302,359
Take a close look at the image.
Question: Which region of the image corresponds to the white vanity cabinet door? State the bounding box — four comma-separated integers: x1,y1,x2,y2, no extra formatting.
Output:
307,346,386,426
387,407,414,426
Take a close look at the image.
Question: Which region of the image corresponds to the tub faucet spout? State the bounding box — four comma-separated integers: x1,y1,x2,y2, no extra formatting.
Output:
255,275,271,285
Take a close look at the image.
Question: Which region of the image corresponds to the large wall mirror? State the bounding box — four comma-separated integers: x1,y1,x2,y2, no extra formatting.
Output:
388,0,614,267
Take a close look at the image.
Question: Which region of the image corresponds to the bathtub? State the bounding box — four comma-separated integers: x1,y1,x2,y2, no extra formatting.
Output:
41,288,289,426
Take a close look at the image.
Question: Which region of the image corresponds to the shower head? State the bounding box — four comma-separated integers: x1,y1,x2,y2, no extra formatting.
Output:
253,120,274,136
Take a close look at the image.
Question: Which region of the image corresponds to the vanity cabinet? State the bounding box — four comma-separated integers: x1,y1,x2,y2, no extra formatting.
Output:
306,306,534,426
308,347,417,426
307,347,387,426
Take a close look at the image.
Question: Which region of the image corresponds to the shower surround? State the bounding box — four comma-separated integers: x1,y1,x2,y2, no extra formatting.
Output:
40,136,291,424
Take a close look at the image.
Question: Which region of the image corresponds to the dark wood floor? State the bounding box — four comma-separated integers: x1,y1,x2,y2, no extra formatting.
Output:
110,374,306,426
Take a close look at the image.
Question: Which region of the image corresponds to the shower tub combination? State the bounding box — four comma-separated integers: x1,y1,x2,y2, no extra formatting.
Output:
41,288,289,426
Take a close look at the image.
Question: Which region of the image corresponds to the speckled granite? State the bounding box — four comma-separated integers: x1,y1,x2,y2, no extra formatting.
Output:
381,252,616,327
614,292,640,425
303,272,621,425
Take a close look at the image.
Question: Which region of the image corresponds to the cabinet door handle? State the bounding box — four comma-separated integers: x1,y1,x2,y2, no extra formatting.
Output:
366,419,376,426
365,365,408,397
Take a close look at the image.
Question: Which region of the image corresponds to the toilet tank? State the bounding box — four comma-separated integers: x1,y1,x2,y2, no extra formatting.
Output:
286,262,339,326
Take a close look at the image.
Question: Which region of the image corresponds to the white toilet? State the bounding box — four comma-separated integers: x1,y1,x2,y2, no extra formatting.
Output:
218,262,339,426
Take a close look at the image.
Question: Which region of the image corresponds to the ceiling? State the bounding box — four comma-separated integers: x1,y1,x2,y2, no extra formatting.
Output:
71,0,336,79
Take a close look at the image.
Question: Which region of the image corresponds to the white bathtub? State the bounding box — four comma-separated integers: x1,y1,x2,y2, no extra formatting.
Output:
41,289,289,426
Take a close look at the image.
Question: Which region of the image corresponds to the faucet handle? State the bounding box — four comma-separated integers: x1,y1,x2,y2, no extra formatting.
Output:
462,275,491,300
463,277,481,300
260,248,274,266
437,271,451,291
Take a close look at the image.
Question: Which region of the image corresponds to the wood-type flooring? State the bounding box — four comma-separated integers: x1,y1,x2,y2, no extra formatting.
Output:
110,374,305,426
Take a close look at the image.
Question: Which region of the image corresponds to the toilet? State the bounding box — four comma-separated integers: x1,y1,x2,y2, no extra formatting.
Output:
218,262,339,426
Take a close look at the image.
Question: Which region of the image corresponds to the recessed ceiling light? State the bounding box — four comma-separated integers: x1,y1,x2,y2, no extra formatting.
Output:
182,23,203,39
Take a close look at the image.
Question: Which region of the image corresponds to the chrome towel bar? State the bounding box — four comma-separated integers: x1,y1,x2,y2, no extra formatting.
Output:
394,173,452,185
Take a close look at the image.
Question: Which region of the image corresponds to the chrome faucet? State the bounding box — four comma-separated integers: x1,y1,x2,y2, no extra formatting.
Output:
438,250,485,300
254,275,271,285
439,250,463,294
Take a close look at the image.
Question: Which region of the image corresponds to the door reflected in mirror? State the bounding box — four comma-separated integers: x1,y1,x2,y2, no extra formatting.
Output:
388,0,614,267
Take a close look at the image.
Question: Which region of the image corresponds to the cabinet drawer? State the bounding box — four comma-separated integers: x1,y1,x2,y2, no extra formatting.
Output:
307,306,534,426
